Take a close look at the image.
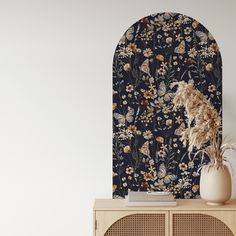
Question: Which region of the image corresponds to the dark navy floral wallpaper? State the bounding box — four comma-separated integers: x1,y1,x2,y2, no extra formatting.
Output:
113,12,222,199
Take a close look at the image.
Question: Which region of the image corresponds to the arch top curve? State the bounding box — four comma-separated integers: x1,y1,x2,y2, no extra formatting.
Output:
116,12,221,55
112,12,222,199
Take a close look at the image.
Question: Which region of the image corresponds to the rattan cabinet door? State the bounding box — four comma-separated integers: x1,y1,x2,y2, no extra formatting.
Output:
170,211,236,236
95,211,169,236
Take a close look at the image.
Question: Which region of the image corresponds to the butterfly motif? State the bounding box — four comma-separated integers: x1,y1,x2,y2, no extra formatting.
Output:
182,17,191,24
195,31,214,43
174,40,185,54
140,59,150,75
163,12,173,20
119,27,134,44
113,89,118,95
125,26,134,41
139,141,150,157
157,163,177,184
114,108,134,124
157,81,174,102
174,122,186,136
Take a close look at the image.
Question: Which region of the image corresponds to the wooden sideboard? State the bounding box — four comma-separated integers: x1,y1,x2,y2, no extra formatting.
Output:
93,199,236,236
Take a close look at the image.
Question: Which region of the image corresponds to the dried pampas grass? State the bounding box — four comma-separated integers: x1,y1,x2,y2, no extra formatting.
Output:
172,81,235,165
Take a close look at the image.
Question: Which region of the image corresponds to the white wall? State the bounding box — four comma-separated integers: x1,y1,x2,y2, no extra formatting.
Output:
0,0,235,235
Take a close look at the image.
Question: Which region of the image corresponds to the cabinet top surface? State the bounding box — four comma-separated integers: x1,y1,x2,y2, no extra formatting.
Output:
94,199,236,211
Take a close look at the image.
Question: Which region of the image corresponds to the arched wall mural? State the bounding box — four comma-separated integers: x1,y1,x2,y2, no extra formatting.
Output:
112,12,222,199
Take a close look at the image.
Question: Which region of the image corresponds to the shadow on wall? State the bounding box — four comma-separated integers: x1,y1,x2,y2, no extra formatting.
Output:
223,95,236,198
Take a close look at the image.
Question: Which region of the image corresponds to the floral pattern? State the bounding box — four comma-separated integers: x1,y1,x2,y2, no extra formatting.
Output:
113,12,222,199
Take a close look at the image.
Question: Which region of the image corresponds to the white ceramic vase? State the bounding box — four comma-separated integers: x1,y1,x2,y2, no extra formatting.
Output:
200,164,232,205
